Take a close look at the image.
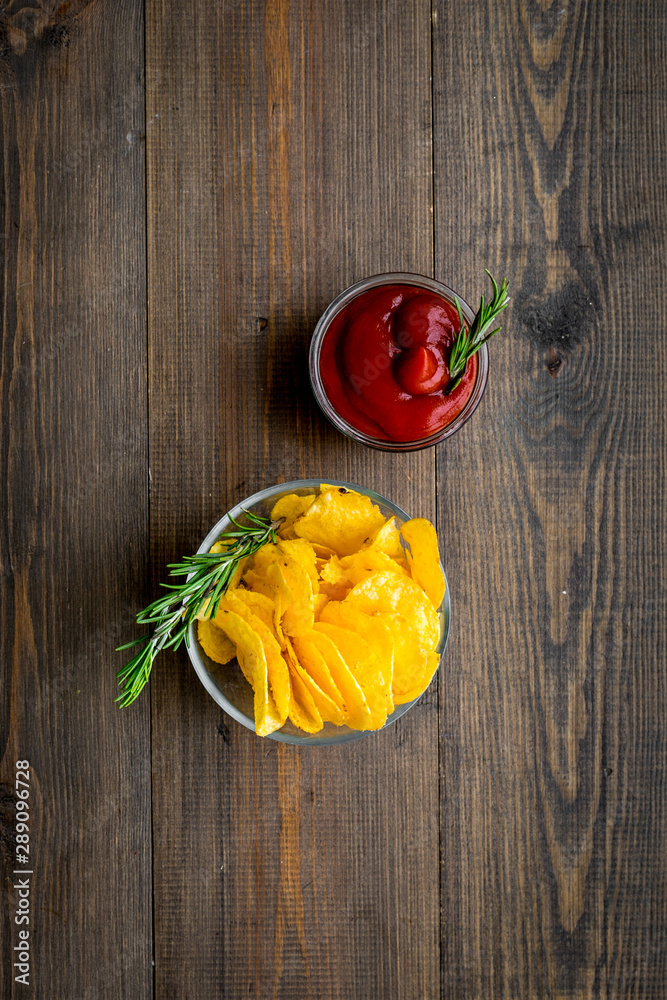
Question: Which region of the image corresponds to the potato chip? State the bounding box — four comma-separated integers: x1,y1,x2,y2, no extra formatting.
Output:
210,539,249,591
313,622,387,728
304,629,373,730
195,542,252,621
277,539,319,593
250,537,315,579
284,637,344,725
271,493,316,537
197,618,236,665
397,651,440,703
218,592,290,722
318,547,406,600
293,485,386,557
277,524,298,540
366,517,403,559
249,541,281,576
291,634,346,711
318,556,352,601
400,518,445,609
229,588,276,633
213,608,284,736
338,547,408,587
318,580,351,602
242,568,278,601
266,555,314,637
319,602,394,712
312,592,330,619
281,642,323,733
311,543,337,559
245,541,315,638
197,485,445,736
376,611,440,704
345,570,440,651
320,555,347,587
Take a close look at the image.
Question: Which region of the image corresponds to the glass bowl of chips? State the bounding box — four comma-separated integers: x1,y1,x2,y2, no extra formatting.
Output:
186,479,450,746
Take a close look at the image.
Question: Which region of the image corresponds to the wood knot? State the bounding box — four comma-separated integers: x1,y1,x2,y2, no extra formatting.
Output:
2,1,80,56
547,346,563,377
521,281,595,351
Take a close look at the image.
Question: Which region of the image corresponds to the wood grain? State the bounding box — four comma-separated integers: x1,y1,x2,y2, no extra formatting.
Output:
0,2,151,998
433,1,667,997
1,1,663,996
146,0,439,996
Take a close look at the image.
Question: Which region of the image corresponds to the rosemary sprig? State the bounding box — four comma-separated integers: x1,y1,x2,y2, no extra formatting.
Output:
445,270,510,394
115,509,282,707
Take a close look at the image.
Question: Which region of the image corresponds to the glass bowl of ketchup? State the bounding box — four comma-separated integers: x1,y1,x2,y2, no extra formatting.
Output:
309,273,488,451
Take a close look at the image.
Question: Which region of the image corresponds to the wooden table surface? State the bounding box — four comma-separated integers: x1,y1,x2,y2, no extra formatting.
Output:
1,2,666,998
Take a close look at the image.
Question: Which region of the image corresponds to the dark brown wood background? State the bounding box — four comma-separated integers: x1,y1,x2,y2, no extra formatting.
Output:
1,1,665,997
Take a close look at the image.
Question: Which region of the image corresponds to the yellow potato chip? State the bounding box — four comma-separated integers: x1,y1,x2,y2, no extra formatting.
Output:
242,568,278,601
271,493,316,537
377,611,440,704
291,634,346,712
338,547,408,587
249,541,281,576
304,629,373,730
397,652,440,703
195,545,252,621
318,580,351,602
311,543,337,559
313,622,387,729
319,602,394,712
250,537,313,578
400,518,445,609
213,608,283,737
281,642,323,733
266,555,314,637
318,548,406,599
293,485,386,557
278,539,319,593
345,571,440,651
218,592,290,723
247,543,315,638
284,637,344,725
312,592,330,619
204,487,446,735
197,618,236,665
320,555,348,587
229,588,276,633
210,539,249,591
366,517,403,559
278,524,298,540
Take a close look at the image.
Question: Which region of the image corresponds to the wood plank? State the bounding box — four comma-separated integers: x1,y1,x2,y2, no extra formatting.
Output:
433,1,667,997
146,0,438,996
0,2,151,998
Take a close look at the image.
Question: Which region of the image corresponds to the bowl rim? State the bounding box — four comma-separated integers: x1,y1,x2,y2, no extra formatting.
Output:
186,478,451,746
309,271,489,452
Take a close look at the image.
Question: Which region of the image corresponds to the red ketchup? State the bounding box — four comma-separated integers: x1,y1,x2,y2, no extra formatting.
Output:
318,284,478,442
